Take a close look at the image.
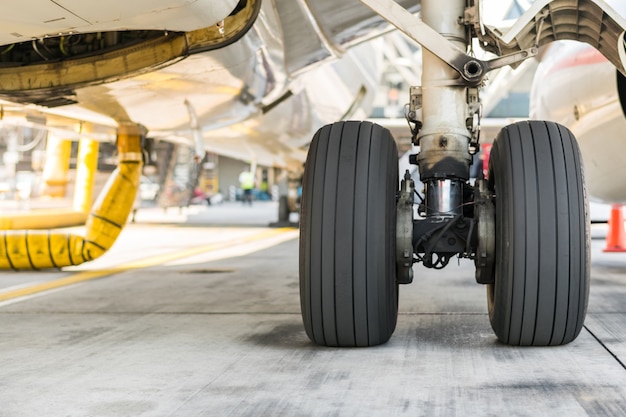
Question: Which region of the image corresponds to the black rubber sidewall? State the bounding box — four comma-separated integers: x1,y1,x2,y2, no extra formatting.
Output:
299,121,399,347
487,120,590,346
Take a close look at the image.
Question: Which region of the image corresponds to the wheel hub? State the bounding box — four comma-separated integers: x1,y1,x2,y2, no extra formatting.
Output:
473,178,495,284
396,170,415,284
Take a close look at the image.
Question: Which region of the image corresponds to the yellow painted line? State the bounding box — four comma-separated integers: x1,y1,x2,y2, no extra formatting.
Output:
0,228,296,303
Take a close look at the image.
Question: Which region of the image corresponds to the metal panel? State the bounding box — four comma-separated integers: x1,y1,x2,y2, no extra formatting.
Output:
54,0,239,31
307,0,421,46
276,0,421,75
477,0,626,74
274,0,332,74
0,0,239,45
0,0,87,45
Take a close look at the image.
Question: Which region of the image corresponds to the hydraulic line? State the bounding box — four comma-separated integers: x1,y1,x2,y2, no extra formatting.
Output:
0,127,143,270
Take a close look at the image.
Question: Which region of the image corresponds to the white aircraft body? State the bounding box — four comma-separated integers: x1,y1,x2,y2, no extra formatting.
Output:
531,40,626,205
0,0,625,348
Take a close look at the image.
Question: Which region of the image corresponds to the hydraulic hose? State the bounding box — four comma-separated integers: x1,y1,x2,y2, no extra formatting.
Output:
0,129,143,270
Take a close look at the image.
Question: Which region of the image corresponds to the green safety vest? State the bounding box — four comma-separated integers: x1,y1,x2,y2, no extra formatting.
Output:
239,172,254,189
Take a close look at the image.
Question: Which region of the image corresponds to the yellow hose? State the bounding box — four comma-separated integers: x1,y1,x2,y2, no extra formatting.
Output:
41,134,72,198
73,137,100,213
0,127,143,270
0,210,88,230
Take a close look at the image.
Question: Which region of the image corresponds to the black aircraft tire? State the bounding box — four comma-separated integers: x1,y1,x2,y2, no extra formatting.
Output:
487,120,590,346
299,121,399,347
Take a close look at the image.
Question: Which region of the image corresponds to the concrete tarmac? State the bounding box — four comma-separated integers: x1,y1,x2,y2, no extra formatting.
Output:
0,202,625,416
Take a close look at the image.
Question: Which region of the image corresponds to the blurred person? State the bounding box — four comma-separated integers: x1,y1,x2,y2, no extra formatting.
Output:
238,169,255,205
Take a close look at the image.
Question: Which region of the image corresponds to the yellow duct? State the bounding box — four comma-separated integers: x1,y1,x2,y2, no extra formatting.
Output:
0,126,143,270
41,133,72,198
73,137,100,213
0,209,88,230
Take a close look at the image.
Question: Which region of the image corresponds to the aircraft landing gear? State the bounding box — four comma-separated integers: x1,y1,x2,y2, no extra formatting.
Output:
299,0,590,347
299,119,590,347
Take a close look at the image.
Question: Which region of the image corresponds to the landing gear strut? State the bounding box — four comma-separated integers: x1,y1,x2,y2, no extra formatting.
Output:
299,0,590,347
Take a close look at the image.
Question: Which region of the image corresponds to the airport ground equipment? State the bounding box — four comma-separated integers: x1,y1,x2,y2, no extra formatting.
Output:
297,0,626,346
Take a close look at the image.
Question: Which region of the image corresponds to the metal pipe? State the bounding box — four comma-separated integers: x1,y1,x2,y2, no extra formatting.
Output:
417,0,472,183
416,0,472,221
425,179,463,216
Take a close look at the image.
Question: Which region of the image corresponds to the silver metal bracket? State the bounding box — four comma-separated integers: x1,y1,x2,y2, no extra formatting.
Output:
466,87,481,154
359,0,537,86
470,0,626,76
409,86,422,114
396,170,415,284
474,178,494,284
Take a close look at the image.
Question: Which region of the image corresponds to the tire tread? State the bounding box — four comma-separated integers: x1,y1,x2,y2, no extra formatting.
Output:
488,120,589,346
300,121,399,347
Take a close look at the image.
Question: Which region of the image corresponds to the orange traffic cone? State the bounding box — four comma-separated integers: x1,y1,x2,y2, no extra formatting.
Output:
604,204,626,252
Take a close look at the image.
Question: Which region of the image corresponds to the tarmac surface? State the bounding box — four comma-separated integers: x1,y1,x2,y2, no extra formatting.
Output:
0,201,625,416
